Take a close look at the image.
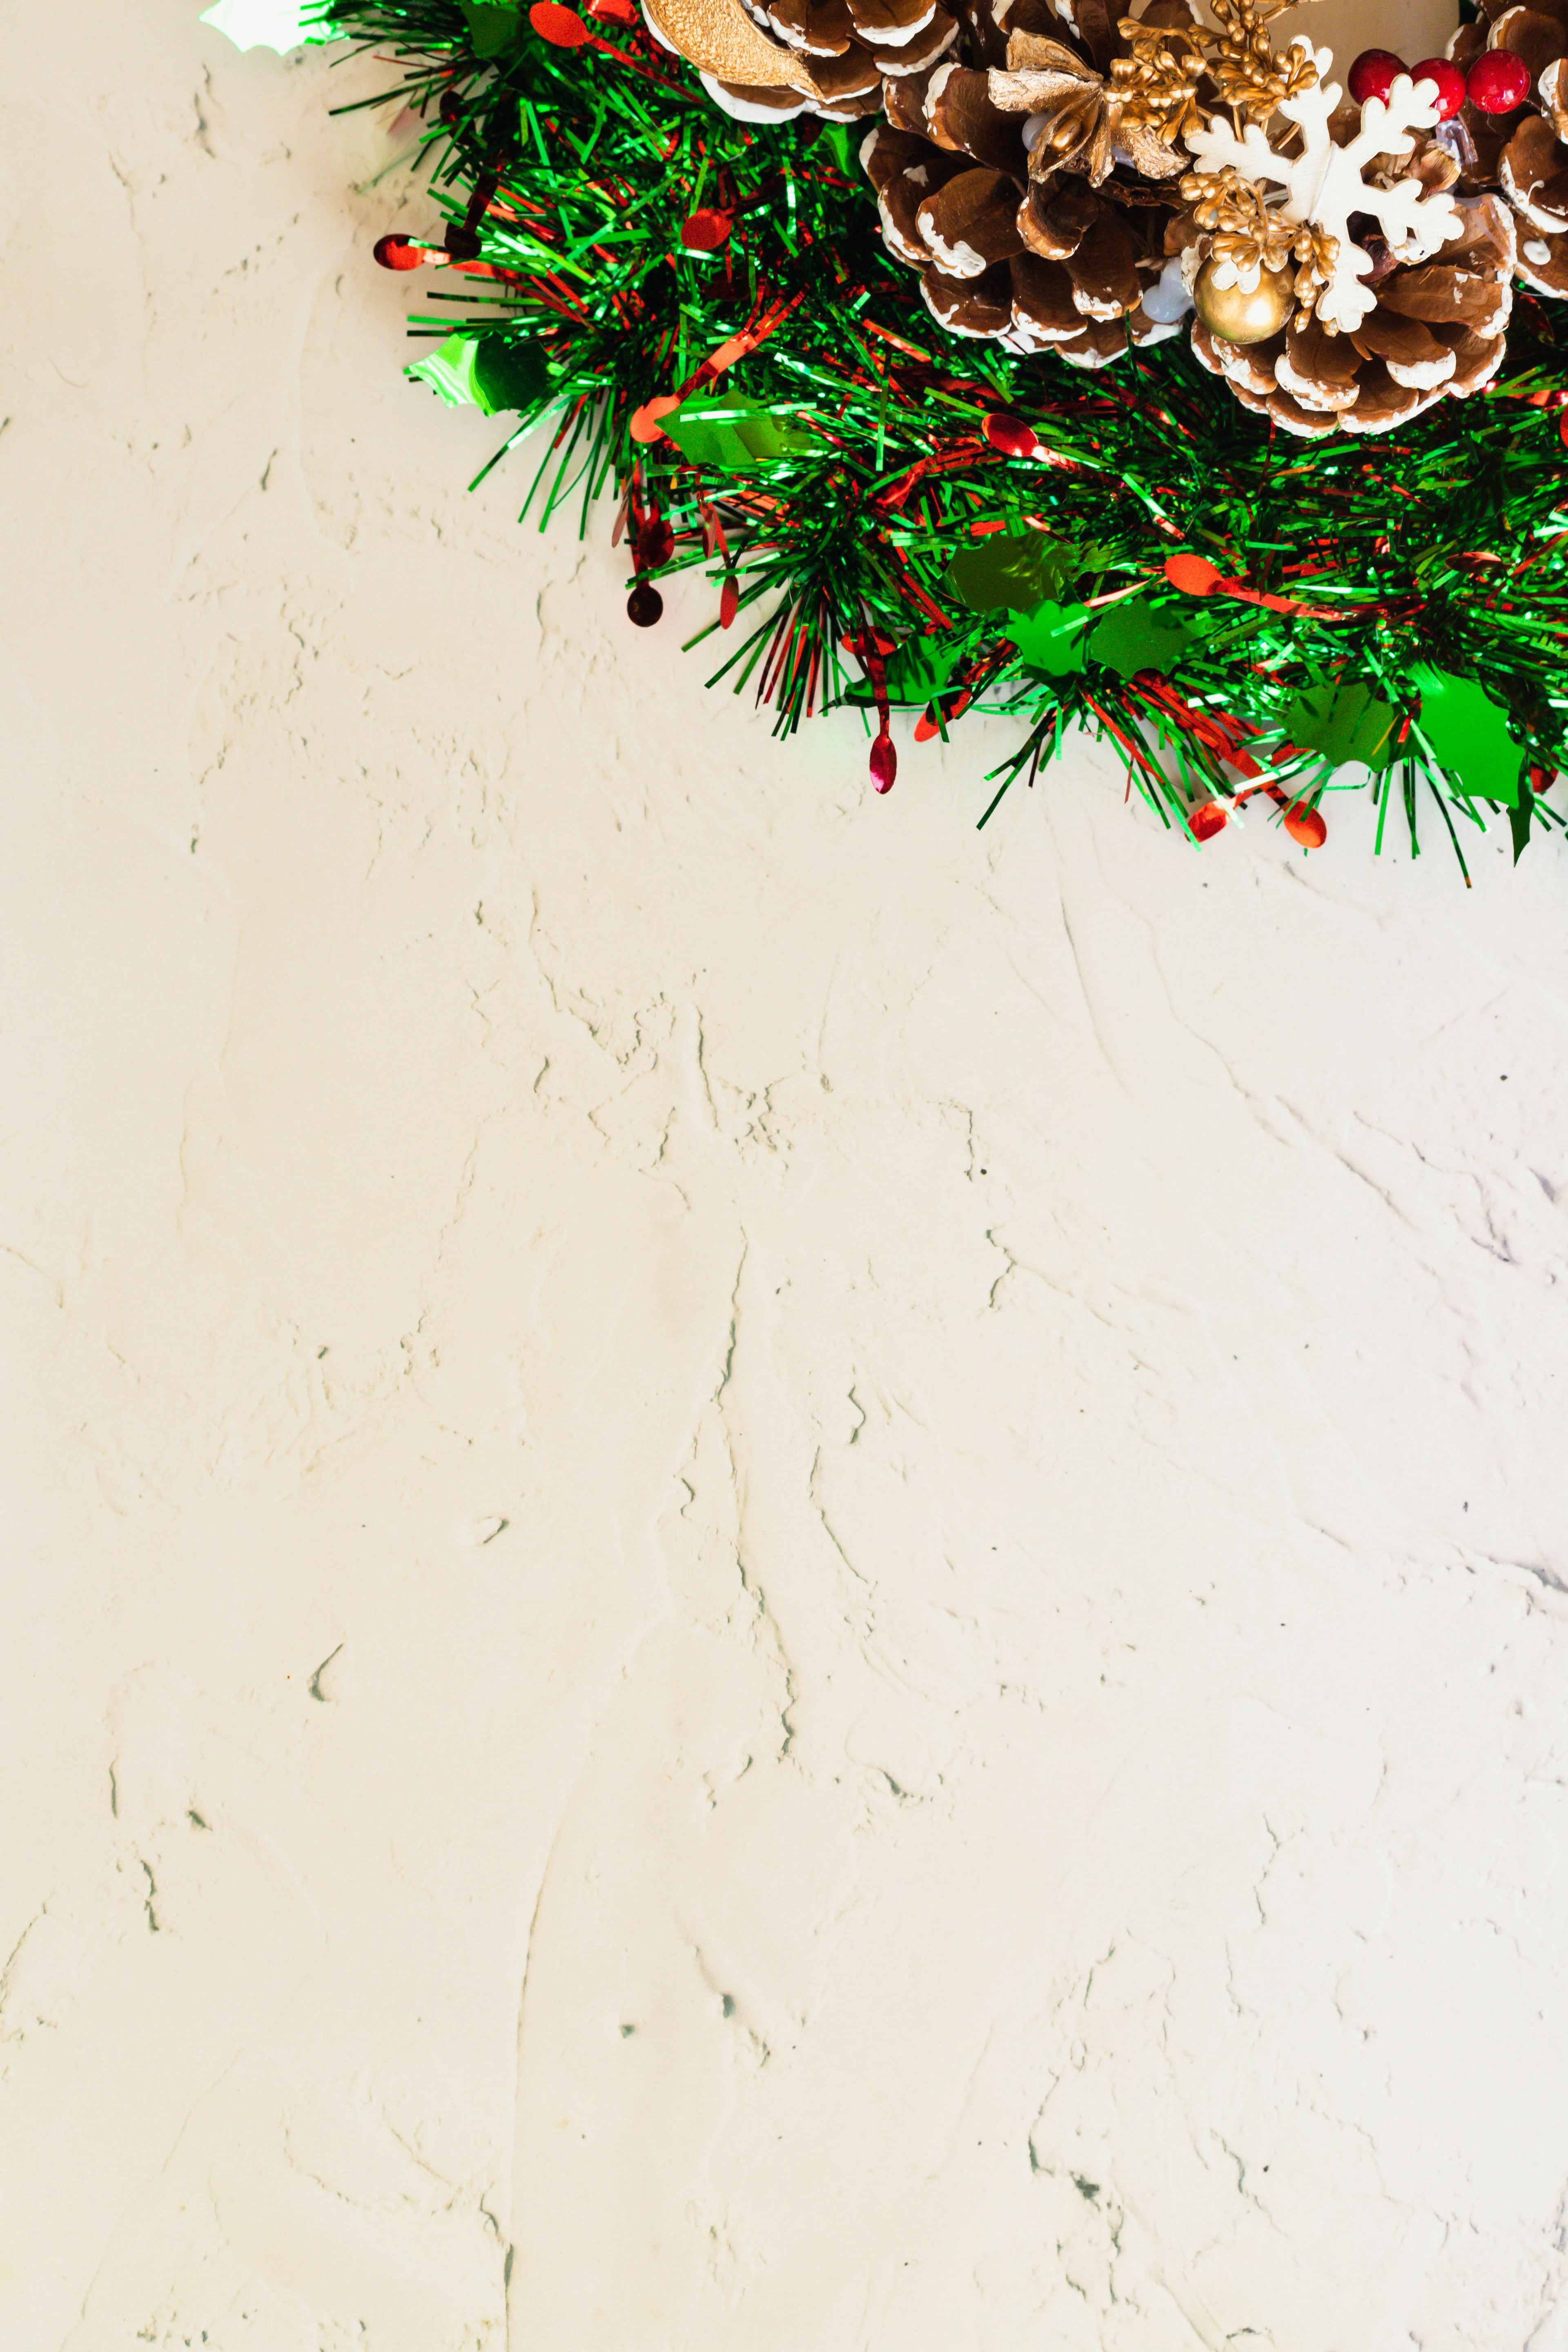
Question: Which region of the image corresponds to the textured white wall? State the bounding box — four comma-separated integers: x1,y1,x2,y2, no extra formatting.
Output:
6,9,1568,2350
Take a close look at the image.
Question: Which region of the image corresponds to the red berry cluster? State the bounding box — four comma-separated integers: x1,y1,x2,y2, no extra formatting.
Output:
1346,43,1532,116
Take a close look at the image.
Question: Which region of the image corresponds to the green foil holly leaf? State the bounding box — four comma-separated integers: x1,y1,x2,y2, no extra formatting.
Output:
843,637,962,707
1280,678,1396,772
1087,598,1197,680
887,637,964,704
1411,666,1523,806
663,400,816,473
408,332,551,414
1511,777,1536,862
473,335,552,414
1009,600,1089,678
944,532,1082,615
408,334,484,408
459,0,523,54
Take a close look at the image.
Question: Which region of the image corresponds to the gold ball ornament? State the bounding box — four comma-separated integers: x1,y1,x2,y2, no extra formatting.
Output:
1192,258,1296,346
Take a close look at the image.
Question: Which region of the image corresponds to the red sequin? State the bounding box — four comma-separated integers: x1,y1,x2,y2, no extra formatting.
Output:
530,2,591,44
982,412,1038,459
635,518,675,570
681,209,733,252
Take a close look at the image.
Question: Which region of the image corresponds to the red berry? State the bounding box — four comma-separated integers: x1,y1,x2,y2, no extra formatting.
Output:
1348,47,1404,105
1410,56,1466,117
1467,49,1532,111
373,233,424,270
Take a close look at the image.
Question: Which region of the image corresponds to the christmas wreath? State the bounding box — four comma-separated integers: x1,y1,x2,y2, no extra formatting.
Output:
203,0,1568,868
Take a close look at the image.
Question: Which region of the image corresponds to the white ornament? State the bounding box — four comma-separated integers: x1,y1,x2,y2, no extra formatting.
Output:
1140,253,1196,323
1185,42,1463,334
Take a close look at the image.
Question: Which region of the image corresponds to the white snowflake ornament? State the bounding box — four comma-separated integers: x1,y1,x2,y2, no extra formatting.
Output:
1185,42,1464,334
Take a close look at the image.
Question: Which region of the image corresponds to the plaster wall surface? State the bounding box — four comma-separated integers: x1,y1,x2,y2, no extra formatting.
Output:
5,11,1568,2351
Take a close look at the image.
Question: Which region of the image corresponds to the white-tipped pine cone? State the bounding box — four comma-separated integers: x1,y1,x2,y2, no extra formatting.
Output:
860,0,1194,367
1447,0,1568,290
1189,196,1516,438
702,0,962,122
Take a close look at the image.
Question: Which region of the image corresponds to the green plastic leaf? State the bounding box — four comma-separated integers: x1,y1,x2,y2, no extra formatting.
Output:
843,637,962,707
1009,599,1089,678
1511,778,1535,862
820,125,852,176
459,0,523,55
199,0,316,51
889,638,963,704
408,333,552,414
1411,665,1522,806
1280,678,1396,772
473,335,552,414
1087,598,1196,681
407,334,484,408
663,399,816,473
944,532,1080,615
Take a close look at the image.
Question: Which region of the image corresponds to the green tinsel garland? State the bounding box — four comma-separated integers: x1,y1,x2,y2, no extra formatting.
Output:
277,0,1568,865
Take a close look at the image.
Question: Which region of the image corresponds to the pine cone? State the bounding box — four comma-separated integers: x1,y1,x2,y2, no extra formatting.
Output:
1190,196,1516,438
1446,0,1568,291
704,0,962,122
860,10,1189,366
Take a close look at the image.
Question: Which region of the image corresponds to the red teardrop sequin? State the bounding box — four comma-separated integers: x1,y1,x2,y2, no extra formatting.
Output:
681,209,733,252
1188,800,1228,842
1164,552,1222,596
530,2,591,43
373,234,424,271
1282,800,1327,848
869,731,897,793
982,412,1038,459
635,518,675,570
